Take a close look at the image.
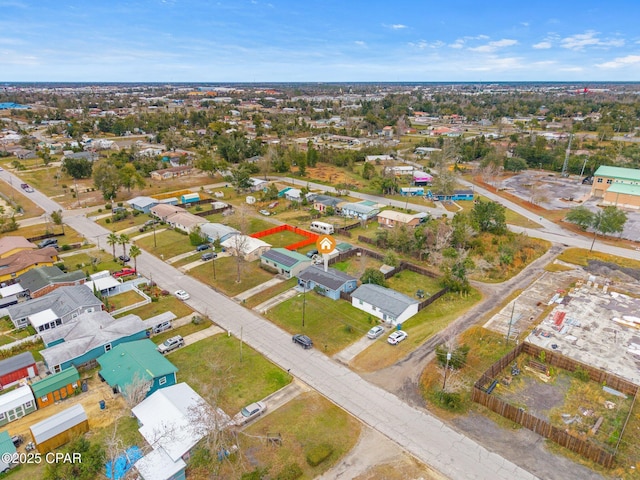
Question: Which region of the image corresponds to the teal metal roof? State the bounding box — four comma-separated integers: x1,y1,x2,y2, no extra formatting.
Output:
594,166,640,182
31,366,80,398
0,431,16,456
261,248,310,268
605,182,640,196
98,340,177,388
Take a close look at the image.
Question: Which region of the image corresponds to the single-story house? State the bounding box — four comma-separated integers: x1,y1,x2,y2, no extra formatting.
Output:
0,247,59,284
365,154,394,162
127,196,159,214
0,352,37,389
284,188,303,202
297,265,357,300
351,283,420,326
164,212,207,235
260,248,312,279
221,235,270,262
17,266,85,299
0,237,36,259
158,197,179,206
150,204,185,222
7,285,103,331
132,383,231,480
339,202,380,220
412,171,433,186
428,189,474,201
200,223,238,243
84,270,121,297
150,166,193,181
98,340,178,398
400,187,424,196
377,210,421,228
39,311,148,373
0,431,17,471
30,404,89,453
312,195,342,213
30,366,80,409
0,385,36,427
414,147,441,156
248,178,268,192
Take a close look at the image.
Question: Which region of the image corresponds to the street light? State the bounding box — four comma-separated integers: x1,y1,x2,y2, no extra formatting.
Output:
442,352,452,390
212,254,217,280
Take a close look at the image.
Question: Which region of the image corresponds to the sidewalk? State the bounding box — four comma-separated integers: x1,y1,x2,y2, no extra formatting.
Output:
183,324,224,344
233,277,286,302
253,287,299,314
332,330,390,365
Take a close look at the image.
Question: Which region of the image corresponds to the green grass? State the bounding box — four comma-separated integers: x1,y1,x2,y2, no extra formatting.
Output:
557,247,640,269
222,392,361,479
152,319,212,344
103,290,146,311
0,178,44,219
244,278,298,309
169,334,291,413
351,288,483,372
332,256,383,278
255,230,308,248
189,256,274,297
61,249,123,276
265,293,377,355
117,295,193,320
386,270,443,298
96,213,149,230
134,228,195,258
4,223,85,246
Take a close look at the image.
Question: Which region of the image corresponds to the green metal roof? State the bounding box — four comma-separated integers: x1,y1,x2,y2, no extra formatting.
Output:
30,366,80,398
98,340,177,388
0,431,15,456
594,165,640,182
605,182,640,196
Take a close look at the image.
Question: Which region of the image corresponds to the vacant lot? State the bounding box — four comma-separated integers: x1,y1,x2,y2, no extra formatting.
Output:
134,228,195,258
117,294,193,320
255,229,309,248
189,256,274,297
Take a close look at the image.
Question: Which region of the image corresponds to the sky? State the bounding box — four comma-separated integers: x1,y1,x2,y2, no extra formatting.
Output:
2,0,640,82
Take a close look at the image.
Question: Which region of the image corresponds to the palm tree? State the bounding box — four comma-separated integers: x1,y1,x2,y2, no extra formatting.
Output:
107,233,119,260
129,245,141,272
118,234,130,260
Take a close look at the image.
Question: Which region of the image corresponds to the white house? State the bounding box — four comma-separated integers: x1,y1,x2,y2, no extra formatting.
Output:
351,284,420,326
221,235,270,261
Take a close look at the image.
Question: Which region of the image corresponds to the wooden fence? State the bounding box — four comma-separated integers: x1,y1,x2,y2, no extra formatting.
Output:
472,342,638,468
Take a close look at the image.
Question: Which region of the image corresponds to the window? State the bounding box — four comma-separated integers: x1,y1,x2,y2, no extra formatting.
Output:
597,178,603,183
72,312,78,319
159,377,167,386
0,413,4,420
606,179,612,184
53,365,61,373
41,396,48,402
358,299,363,305
25,401,32,409
55,318,62,325
87,308,94,313
104,343,112,352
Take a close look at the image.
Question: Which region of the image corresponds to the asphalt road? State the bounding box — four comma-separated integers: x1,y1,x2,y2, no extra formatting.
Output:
5,174,539,479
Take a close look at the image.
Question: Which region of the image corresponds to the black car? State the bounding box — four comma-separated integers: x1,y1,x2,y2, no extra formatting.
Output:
118,255,130,263
196,244,210,252
306,249,319,258
38,238,58,249
201,252,217,261
292,334,313,349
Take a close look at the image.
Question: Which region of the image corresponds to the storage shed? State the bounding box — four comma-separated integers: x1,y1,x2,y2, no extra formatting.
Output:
0,385,36,427
30,366,80,409
0,352,37,389
179,193,200,204
0,430,17,472
30,404,89,453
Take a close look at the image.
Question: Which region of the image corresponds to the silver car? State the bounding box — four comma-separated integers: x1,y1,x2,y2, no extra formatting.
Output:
157,335,184,354
233,401,266,426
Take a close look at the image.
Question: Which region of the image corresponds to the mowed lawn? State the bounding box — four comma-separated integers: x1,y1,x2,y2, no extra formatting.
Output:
134,229,195,258
386,270,443,298
256,229,309,248
118,295,193,320
168,334,291,414
265,293,375,355
189,256,274,297
351,288,483,372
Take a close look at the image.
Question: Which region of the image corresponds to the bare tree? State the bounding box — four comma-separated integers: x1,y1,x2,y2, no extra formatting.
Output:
121,372,153,409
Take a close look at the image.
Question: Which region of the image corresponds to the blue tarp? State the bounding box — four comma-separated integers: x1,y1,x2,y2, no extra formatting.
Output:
105,446,143,480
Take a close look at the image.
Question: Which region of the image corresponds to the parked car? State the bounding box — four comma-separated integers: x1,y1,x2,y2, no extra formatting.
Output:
139,220,157,232
367,325,385,339
11,434,23,448
38,238,58,249
201,252,217,261
152,320,172,334
157,335,184,354
196,244,210,251
233,401,266,426
259,209,270,216
292,334,313,349
113,267,136,278
20,183,34,192
268,201,279,209
387,330,408,345
118,255,130,263
175,290,190,301
306,249,319,258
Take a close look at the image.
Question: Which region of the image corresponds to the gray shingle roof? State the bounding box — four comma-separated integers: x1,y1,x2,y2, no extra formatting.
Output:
17,266,85,295
351,284,419,318
313,195,342,207
0,352,35,377
298,265,356,291
7,285,102,322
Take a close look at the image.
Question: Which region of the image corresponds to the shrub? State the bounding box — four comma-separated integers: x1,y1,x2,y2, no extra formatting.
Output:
60,244,72,251
276,463,303,480
160,290,169,296
151,296,159,302
241,467,269,480
438,391,463,411
97,208,102,213
306,443,333,467
105,218,111,224
105,203,112,210
573,367,590,382
192,315,204,325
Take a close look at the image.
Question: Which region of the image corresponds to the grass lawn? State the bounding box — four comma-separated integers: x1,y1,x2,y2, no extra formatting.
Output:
0,328,33,346
97,213,149,230
455,195,543,229
256,230,309,248
5,223,85,246
386,270,443,298
557,247,640,269
244,278,298,309
152,319,212,344
169,334,291,413
351,288,483,372
117,295,193,320
61,249,123,276
0,179,44,219
265,293,376,355
104,290,146,311
215,391,361,479
189,256,274,297
225,217,274,234
332,255,384,278
134,229,195,258
172,251,203,268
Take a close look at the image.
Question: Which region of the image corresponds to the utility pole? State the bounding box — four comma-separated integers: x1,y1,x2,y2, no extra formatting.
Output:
302,283,307,327
212,255,216,280
506,300,516,345
442,352,452,390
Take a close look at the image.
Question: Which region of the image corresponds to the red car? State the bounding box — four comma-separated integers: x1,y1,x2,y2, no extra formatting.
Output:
113,267,136,278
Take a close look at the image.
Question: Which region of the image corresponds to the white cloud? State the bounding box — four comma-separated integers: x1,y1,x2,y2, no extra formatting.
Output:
464,56,524,72
561,30,625,50
354,40,366,47
521,22,529,27
468,38,518,53
448,34,489,49
449,39,464,49
391,24,407,30
596,55,640,69
532,41,551,49
409,40,444,50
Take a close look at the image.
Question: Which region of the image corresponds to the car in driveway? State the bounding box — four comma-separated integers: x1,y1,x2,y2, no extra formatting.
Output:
367,325,385,339
113,267,136,278
387,330,408,345
201,252,217,261
233,401,266,426
38,238,58,249
196,244,210,251
292,334,313,349
259,209,271,216
157,335,184,354
306,249,319,258
175,290,190,301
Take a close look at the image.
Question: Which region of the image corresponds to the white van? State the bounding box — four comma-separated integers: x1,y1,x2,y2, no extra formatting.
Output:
310,221,334,235
152,320,172,334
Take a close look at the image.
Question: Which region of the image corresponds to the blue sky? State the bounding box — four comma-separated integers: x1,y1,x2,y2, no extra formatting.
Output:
2,0,640,82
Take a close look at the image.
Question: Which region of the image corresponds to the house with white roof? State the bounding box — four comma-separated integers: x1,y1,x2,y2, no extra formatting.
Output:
127,196,159,214
200,223,238,243
351,284,420,326
221,235,270,261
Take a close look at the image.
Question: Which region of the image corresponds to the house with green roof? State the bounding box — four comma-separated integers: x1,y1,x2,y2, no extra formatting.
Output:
97,340,178,397
592,166,640,209
260,248,312,279
30,366,80,409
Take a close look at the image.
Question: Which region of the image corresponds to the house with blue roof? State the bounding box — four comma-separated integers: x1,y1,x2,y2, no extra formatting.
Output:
338,202,380,220
127,196,159,214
